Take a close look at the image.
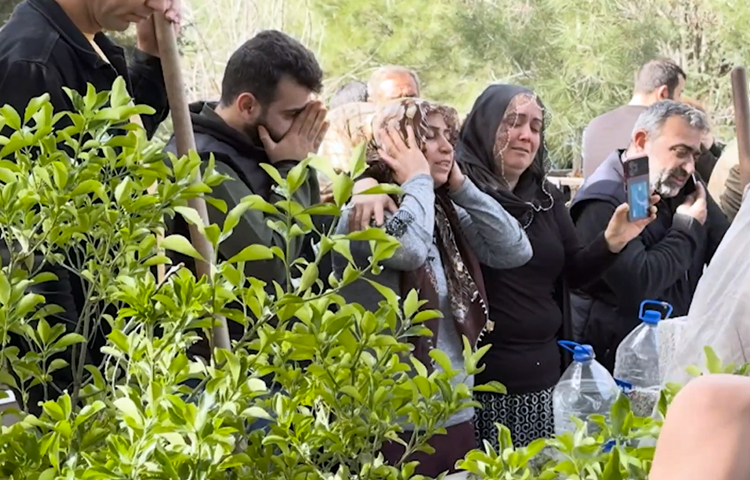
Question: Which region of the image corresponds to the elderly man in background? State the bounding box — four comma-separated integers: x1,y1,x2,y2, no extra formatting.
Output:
367,65,421,104
318,65,422,198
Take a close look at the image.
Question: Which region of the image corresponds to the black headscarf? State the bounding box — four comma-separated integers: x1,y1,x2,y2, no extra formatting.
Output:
456,84,552,228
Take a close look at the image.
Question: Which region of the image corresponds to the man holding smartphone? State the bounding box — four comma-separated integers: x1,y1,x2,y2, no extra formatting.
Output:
569,100,730,372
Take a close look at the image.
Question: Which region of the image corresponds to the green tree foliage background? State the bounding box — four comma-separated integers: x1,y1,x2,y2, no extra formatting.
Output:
3,0,750,169
305,0,750,169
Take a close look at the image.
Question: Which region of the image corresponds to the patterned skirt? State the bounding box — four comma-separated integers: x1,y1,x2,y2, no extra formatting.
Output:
474,387,555,449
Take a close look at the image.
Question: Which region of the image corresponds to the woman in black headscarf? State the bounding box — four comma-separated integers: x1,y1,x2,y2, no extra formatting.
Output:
456,84,656,448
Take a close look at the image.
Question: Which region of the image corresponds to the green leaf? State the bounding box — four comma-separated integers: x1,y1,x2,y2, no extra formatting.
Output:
114,177,132,205
241,407,273,421
205,196,228,213
333,174,354,207
15,293,44,317
241,195,280,215
340,385,364,403
160,235,206,262
429,349,454,373
226,245,274,263
0,371,18,389
174,206,206,234
0,167,17,183
51,333,86,350
73,401,105,428
46,358,69,374
287,157,311,194
610,392,630,437
704,346,723,374
0,272,10,304
222,202,250,236
472,381,507,394
24,94,50,124
364,279,400,312
1,105,21,130
349,141,368,178
110,77,130,108
108,330,129,353
51,161,68,189
260,163,284,187
298,262,318,291
114,397,144,429
403,289,423,319
357,183,404,196
602,446,623,480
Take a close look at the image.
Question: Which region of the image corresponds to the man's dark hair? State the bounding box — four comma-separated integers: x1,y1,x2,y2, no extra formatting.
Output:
220,30,323,106
329,81,368,109
634,59,687,98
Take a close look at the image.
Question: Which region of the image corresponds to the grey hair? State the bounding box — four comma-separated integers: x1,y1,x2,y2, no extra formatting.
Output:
632,100,710,137
367,65,421,101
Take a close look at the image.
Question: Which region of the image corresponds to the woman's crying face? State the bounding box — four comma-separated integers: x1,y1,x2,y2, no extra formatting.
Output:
423,113,455,187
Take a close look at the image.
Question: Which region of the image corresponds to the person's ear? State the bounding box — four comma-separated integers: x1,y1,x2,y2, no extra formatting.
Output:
236,92,261,121
655,85,670,101
632,129,648,154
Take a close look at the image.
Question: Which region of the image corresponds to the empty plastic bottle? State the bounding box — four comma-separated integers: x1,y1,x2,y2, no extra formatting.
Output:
553,341,620,436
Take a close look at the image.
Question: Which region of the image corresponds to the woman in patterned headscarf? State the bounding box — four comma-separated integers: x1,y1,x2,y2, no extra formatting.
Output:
332,98,533,476
457,84,657,449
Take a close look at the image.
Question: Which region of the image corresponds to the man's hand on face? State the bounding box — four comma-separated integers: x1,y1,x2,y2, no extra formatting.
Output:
136,0,183,58
259,100,330,164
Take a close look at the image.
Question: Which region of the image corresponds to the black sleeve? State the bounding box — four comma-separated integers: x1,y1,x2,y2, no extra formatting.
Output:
574,199,703,307
0,61,73,122
128,50,169,138
704,190,730,262
552,189,618,289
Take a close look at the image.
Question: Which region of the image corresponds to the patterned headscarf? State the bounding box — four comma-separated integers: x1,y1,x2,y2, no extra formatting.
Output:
365,98,489,369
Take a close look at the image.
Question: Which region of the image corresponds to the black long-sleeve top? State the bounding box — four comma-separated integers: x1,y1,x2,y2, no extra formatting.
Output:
476,186,618,393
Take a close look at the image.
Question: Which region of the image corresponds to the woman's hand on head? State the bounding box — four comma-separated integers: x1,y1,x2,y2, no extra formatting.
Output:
376,123,430,184
604,194,660,253
447,160,466,193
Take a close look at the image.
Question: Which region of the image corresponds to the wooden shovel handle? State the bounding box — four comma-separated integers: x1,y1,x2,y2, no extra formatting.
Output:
154,13,231,351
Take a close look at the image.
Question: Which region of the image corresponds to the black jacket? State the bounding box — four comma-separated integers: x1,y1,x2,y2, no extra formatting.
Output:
164,103,323,357
569,150,729,371
0,0,169,137
0,0,169,412
164,102,322,283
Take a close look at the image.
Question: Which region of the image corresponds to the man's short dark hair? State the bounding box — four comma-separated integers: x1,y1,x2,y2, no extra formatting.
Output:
634,59,687,97
220,30,323,106
329,81,368,109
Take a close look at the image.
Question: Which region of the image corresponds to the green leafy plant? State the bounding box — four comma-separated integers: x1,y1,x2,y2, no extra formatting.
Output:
461,345,750,480
0,80,492,480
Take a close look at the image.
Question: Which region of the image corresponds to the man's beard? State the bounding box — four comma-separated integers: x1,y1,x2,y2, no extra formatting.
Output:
243,111,278,146
652,167,689,198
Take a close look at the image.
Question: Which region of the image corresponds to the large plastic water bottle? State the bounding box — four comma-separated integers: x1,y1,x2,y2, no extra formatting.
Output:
553,341,620,436
614,300,673,417
614,300,672,388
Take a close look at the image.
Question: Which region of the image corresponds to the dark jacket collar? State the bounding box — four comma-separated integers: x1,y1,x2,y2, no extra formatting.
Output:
192,101,269,163
28,0,126,71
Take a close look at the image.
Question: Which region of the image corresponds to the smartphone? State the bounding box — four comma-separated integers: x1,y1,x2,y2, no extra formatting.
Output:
623,155,651,222
682,173,697,196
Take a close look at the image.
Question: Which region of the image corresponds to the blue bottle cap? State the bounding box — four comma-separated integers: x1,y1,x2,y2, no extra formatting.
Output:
641,310,661,325
559,340,595,362
573,344,595,362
